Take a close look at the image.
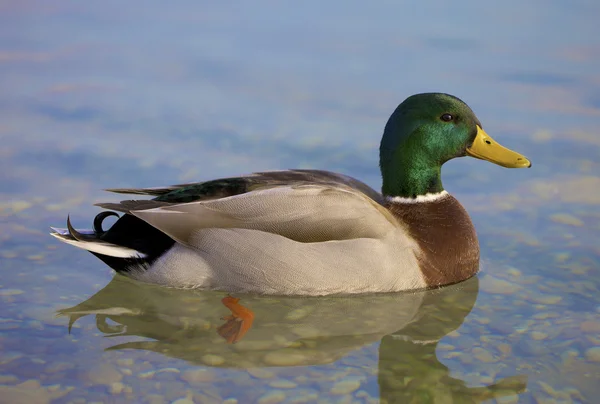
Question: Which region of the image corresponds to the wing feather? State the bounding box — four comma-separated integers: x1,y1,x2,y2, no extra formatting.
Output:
131,184,398,245
104,186,188,196
94,200,173,213
103,169,382,204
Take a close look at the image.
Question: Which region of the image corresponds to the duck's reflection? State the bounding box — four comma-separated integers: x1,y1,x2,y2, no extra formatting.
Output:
59,276,526,402
376,280,526,403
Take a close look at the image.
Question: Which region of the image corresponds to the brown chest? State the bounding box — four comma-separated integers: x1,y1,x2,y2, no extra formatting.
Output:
387,195,480,287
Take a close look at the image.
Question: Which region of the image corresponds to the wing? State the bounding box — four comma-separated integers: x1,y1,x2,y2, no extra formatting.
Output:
102,169,383,206
129,184,399,245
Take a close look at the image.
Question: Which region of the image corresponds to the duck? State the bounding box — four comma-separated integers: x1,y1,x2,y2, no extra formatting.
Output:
51,93,531,296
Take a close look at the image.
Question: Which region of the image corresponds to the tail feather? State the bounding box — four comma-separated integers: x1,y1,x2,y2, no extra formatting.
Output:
50,227,95,236
51,210,174,274
50,218,146,259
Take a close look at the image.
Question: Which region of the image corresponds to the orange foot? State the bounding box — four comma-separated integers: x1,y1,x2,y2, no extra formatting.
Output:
217,295,255,344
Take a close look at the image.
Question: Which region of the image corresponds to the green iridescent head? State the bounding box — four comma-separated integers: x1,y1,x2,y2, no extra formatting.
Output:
380,93,530,198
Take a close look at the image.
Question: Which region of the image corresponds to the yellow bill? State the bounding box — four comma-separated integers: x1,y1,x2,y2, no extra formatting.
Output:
466,126,531,168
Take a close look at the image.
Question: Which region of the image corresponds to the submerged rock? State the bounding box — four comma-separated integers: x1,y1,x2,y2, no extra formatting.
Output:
480,275,521,295
86,363,122,385
584,347,600,363
0,380,74,404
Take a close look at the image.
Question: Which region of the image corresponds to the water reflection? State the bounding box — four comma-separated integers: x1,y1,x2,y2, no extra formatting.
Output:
59,275,526,402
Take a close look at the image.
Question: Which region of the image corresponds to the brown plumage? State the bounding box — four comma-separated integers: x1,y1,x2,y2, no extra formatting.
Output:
387,194,479,287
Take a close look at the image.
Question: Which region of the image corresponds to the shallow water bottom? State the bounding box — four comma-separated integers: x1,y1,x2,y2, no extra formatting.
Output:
1,211,599,403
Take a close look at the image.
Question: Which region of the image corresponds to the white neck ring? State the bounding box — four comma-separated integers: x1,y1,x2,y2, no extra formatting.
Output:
385,190,449,204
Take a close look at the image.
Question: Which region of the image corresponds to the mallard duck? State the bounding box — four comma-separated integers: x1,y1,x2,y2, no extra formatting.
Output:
51,93,530,295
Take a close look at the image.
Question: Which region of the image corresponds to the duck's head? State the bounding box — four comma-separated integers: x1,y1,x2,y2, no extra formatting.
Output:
380,93,530,198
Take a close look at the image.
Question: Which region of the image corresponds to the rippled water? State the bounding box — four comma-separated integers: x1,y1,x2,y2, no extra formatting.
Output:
1,1,599,403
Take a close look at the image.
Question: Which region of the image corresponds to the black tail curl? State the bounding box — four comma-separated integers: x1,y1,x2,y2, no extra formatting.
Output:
93,211,120,235
65,211,121,241
61,209,174,274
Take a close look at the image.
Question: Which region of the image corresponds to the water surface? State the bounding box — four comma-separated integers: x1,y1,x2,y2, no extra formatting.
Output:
1,1,599,403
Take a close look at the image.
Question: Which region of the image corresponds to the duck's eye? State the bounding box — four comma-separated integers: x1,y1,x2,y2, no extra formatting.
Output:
440,113,453,122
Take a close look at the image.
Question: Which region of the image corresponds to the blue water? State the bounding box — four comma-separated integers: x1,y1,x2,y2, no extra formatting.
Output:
1,1,599,403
